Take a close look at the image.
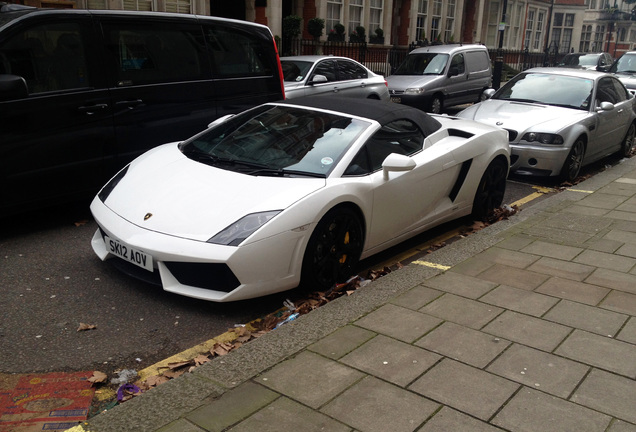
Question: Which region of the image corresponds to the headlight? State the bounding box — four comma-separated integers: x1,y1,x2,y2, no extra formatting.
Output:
405,87,425,95
98,165,129,202
208,211,281,246
521,132,564,145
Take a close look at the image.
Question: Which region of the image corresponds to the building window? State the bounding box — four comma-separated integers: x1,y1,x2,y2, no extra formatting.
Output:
369,0,383,34
533,11,544,50
327,0,343,35
593,25,605,51
580,24,592,51
123,0,153,11
416,0,428,42
348,0,363,35
619,27,627,42
525,9,535,49
430,0,442,41
444,0,455,42
164,0,189,13
510,3,524,47
551,13,574,53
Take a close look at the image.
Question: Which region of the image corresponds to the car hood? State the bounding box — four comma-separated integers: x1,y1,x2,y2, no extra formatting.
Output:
386,74,442,91
457,99,587,134
102,144,325,242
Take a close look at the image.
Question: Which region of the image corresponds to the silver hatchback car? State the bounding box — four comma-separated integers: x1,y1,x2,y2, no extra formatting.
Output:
458,68,636,182
281,55,389,101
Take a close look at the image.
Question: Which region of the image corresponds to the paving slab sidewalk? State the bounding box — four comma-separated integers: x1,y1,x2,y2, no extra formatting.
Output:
73,156,636,432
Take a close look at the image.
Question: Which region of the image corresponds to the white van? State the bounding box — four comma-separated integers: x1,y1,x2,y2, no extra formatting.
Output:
386,44,492,114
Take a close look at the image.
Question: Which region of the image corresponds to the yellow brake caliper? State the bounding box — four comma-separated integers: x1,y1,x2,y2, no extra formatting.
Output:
339,231,350,264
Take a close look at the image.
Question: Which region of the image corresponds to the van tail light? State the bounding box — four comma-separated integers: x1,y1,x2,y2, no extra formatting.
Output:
273,36,286,100
384,80,388,87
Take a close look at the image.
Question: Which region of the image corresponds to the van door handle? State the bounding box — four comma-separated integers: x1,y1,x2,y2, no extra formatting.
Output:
333,87,339,93
360,82,366,87
116,99,144,109
78,103,108,115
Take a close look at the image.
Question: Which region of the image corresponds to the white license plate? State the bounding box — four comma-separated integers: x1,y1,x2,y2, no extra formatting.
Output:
390,96,401,103
104,235,153,272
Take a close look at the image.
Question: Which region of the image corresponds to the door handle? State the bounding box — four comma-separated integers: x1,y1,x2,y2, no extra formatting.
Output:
78,103,108,115
115,99,144,109
333,87,339,93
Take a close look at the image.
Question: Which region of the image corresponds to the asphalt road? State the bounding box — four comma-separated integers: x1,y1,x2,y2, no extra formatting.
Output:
0,173,554,376
0,199,292,375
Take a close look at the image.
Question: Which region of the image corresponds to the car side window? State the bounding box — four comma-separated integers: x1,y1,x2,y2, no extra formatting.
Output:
101,21,207,86
0,22,89,93
449,53,465,75
596,77,620,105
611,77,629,102
344,119,424,176
311,60,337,82
336,60,368,81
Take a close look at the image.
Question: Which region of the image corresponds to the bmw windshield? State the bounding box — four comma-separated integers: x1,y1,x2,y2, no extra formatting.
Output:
493,72,594,111
393,53,449,75
180,105,370,177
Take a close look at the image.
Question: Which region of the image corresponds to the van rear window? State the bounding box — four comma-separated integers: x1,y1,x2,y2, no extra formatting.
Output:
204,26,273,78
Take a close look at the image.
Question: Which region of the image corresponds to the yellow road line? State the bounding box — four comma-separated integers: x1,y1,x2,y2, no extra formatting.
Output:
412,261,451,270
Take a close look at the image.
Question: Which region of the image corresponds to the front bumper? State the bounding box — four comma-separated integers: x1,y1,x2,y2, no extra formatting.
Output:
389,92,432,110
509,143,571,177
90,197,307,302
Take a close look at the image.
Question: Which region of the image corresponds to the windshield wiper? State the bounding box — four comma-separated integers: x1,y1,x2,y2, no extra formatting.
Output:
502,98,543,104
186,151,269,170
247,167,326,178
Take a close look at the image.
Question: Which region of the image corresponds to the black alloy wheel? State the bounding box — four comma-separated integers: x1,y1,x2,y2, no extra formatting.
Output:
301,207,364,292
472,157,508,219
620,122,636,158
560,139,585,182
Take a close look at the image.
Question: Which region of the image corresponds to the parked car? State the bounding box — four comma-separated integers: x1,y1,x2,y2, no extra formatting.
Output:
557,52,613,72
386,44,492,114
90,96,509,302
0,7,285,214
457,67,636,182
280,55,389,101
609,50,636,93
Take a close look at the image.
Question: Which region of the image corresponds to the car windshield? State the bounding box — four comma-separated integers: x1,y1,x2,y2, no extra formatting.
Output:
180,105,370,177
610,54,636,74
393,53,449,75
560,54,599,67
493,72,593,110
281,60,314,82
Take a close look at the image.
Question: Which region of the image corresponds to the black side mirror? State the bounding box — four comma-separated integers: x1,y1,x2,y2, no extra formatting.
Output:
0,75,28,101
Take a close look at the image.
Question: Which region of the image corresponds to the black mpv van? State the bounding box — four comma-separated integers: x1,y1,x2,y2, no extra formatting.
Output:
0,5,285,213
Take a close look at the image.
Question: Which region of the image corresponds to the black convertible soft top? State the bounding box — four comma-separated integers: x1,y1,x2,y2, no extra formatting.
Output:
280,96,442,136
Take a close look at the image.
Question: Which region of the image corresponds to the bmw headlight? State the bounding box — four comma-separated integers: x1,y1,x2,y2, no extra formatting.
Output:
521,132,564,145
208,211,281,246
98,165,129,203
405,87,425,95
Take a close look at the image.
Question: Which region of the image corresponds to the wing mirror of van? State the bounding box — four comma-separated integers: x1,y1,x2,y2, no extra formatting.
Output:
448,66,460,77
0,75,28,102
309,74,328,85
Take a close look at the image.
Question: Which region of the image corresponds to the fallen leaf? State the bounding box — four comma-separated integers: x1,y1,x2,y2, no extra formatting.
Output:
193,354,210,365
144,375,169,387
88,371,107,384
167,360,191,370
77,322,97,332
